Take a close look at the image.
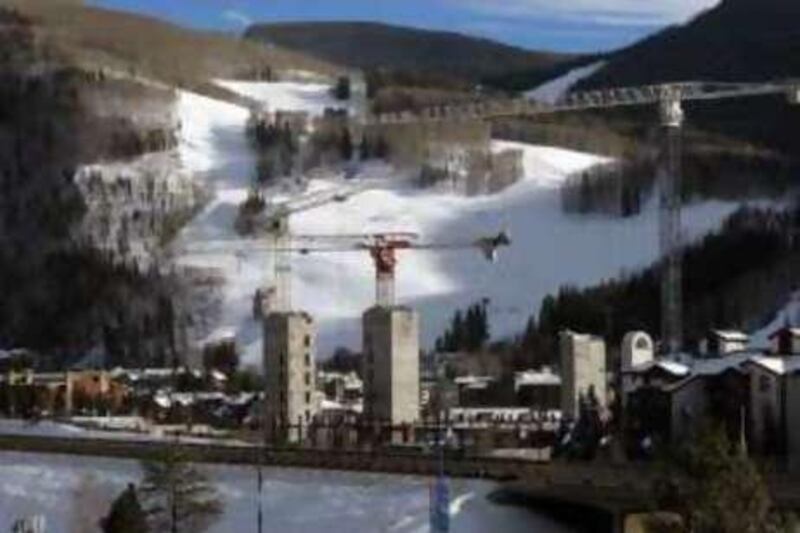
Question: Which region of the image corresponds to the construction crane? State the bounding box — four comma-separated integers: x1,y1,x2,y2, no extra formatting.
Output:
286,230,511,307
365,79,800,356
233,177,392,313
185,230,511,309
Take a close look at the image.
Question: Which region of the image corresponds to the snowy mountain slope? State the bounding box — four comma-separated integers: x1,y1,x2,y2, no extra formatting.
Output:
524,61,606,103
215,80,346,116
172,83,350,363
287,143,738,356
0,452,561,533
173,81,742,365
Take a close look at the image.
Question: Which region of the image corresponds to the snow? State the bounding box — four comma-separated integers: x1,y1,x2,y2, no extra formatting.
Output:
514,369,561,389
284,146,738,358
215,80,346,116
628,359,691,377
0,418,250,447
0,451,571,533
524,61,607,104
710,329,750,342
749,291,800,348
171,81,742,365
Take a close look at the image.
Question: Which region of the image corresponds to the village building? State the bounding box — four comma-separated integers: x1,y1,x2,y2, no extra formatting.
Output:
623,326,800,467
559,330,608,420
515,368,562,413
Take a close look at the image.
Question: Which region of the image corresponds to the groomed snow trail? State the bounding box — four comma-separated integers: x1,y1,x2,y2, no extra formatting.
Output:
175,82,741,365
524,61,606,103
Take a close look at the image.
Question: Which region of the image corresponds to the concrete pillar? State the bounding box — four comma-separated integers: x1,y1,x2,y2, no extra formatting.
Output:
362,306,420,427
263,312,317,445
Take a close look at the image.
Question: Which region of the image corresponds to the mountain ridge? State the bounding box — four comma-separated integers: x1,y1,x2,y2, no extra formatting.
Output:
244,21,574,84
577,0,800,89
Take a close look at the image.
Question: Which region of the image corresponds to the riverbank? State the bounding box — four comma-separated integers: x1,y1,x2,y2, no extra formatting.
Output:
0,450,575,533
490,485,615,533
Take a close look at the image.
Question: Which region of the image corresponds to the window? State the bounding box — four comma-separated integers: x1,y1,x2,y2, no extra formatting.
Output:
305,353,311,367
304,372,310,386
304,335,311,347
305,392,311,404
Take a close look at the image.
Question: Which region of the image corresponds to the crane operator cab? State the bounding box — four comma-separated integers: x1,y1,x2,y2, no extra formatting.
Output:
476,231,511,262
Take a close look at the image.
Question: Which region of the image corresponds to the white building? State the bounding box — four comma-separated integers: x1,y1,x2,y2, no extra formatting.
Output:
559,330,607,420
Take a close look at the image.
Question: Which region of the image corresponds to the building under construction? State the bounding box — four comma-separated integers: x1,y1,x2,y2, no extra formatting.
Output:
263,311,318,443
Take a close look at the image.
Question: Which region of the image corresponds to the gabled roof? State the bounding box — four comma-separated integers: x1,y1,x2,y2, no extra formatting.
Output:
744,355,800,376
768,327,800,340
692,351,756,376
626,359,691,377
636,352,759,393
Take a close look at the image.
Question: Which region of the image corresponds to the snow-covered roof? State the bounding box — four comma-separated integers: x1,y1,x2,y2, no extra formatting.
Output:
210,370,228,382
454,375,495,390
201,327,237,345
320,399,344,411
692,351,757,376
153,394,171,409
627,359,691,377
711,330,750,342
514,368,561,390
449,407,532,416
745,356,800,376
768,327,800,339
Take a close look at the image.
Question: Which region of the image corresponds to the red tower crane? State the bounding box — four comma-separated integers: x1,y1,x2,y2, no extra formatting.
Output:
288,230,511,307
183,230,511,309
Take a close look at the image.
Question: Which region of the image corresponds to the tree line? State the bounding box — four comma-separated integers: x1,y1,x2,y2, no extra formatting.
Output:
516,206,800,368
435,300,491,353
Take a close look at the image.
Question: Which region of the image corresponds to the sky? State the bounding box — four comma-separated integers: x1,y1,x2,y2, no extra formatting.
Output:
90,0,721,53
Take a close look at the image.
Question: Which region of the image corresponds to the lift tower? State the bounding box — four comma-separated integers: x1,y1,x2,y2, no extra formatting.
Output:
658,87,685,356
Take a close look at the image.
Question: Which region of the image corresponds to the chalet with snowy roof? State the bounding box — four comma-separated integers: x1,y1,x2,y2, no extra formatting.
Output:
768,326,800,356
623,325,800,467
624,350,751,454
699,330,750,356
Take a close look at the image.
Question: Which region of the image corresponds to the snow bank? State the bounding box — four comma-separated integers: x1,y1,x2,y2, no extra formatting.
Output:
524,61,606,104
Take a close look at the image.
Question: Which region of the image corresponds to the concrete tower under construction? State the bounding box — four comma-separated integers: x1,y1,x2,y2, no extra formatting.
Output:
362,306,420,426
263,312,317,443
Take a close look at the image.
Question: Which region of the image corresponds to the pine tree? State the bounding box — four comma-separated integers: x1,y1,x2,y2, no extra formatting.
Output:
652,425,772,533
451,311,464,351
139,448,223,533
101,484,149,533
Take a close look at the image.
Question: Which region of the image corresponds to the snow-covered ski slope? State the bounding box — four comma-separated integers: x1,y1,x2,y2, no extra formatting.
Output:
524,61,606,103
174,81,741,364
